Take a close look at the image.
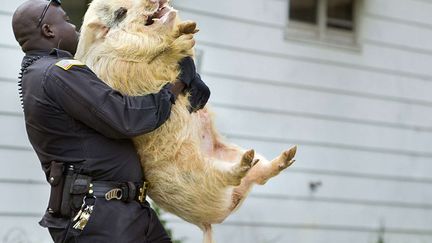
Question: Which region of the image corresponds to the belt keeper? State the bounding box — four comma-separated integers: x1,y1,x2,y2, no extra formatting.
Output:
105,188,123,201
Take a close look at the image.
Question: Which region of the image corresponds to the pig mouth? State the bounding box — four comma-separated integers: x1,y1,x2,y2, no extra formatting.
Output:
145,5,172,26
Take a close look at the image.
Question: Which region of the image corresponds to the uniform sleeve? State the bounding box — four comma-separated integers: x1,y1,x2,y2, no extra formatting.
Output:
42,64,174,139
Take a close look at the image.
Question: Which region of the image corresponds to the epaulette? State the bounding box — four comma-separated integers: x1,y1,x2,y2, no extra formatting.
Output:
55,59,85,71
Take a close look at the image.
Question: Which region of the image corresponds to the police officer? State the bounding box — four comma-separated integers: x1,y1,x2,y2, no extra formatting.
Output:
12,0,210,242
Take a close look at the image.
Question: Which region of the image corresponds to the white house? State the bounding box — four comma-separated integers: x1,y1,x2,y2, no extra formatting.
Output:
1,0,432,242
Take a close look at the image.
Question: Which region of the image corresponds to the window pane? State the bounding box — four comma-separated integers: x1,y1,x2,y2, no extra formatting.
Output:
289,0,318,24
327,0,354,30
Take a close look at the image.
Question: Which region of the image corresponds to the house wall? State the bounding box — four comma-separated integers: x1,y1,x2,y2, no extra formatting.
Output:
1,1,51,242
1,0,431,242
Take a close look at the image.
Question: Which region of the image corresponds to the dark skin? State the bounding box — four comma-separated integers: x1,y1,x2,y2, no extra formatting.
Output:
12,0,185,97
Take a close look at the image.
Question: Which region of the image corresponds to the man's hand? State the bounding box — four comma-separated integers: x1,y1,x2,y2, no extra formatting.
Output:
169,80,186,99
187,73,210,112
169,57,210,111
167,57,196,100
177,57,196,87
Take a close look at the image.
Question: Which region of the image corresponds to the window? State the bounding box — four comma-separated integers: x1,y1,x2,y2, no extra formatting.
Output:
62,1,92,30
289,0,318,24
327,0,354,31
286,0,360,48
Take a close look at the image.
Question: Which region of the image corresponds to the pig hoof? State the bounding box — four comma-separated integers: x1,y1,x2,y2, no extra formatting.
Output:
241,149,255,167
226,150,255,186
178,21,198,35
278,146,297,170
251,159,260,167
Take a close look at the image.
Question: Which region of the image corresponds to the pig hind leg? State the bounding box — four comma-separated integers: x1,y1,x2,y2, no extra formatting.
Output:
222,149,257,186
230,146,297,211
250,146,297,185
196,109,257,186
201,223,214,243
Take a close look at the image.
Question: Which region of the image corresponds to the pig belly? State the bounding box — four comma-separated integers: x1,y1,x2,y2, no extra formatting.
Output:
144,108,247,225
196,108,243,162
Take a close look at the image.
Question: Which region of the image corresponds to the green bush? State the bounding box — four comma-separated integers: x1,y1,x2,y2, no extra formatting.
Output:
152,203,185,243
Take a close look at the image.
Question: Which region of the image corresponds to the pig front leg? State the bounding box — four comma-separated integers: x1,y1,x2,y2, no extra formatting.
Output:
147,21,197,64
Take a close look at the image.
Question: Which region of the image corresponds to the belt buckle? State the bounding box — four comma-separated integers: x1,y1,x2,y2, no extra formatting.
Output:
138,181,148,203
105,188,123,201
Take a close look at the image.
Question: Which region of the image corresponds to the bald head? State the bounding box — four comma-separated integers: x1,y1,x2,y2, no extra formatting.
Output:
12,0,48,47
12,0,79,54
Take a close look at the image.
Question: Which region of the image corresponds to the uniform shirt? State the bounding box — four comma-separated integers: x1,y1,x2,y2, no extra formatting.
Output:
20,48,174,183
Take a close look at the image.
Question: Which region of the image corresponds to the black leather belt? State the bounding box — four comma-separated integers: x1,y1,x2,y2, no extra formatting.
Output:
90,181,148,203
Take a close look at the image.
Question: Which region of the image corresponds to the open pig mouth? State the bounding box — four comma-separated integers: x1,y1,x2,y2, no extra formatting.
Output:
145,5,172,26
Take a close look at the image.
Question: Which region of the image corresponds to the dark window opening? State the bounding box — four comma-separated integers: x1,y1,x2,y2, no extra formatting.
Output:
327,0,354,30
289,0,318,24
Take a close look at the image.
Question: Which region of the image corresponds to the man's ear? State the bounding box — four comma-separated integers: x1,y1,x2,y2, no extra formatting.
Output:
41,24,55,38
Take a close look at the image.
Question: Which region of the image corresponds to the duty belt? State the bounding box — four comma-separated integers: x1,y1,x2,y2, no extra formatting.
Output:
89,181,148,203
47,161,149,218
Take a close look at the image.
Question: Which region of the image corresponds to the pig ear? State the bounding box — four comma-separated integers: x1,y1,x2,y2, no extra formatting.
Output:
87,21,110,39
75,17,109,60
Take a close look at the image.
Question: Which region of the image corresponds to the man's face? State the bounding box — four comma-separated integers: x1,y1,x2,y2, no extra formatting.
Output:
45,4,79,55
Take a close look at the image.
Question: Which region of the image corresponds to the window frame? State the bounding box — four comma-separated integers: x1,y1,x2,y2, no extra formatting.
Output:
285,0,362,50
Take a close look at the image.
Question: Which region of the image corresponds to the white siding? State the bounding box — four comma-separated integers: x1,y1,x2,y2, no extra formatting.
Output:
170,0,432,242
1,0,432,242
0,1,52,242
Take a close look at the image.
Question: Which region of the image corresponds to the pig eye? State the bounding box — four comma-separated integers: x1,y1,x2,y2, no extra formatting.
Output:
114,7,127,22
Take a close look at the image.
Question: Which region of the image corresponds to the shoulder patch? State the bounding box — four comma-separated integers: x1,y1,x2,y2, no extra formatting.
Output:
55,59,85,71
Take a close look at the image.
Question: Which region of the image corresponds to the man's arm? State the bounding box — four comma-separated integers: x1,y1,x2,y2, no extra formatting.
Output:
43,63,185,139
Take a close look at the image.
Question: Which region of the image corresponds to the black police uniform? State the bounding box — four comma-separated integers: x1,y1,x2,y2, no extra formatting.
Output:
19,48,186,243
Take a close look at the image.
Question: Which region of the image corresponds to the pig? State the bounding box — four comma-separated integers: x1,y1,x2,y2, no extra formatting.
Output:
75,0,297,242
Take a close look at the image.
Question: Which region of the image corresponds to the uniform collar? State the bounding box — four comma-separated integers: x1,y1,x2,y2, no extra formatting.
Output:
25,48,73,58
49,48,74,58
